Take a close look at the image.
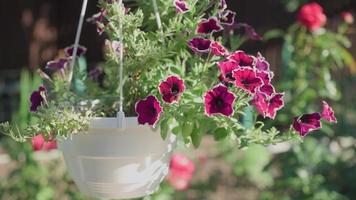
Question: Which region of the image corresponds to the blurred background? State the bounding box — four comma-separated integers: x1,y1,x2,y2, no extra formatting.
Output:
0,0,356,199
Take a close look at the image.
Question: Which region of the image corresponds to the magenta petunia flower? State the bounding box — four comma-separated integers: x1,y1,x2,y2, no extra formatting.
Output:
64,44,87,57
135,95,162,126
252,91,284,119
217,60,239,82
218,10,236,26
321,101,337,123
255,53,270,71
30,86,46,112
232,68,263,94
292,113,322,137
174,0,189,13
210,41,229,57
159,76,185,104
256,70,273,84
188,37,212,53
259,83,275,96
204,85,235,117
32,134,57,151
46,58,71,70
196,18,223,35
228,51,255,68
237,23,263,41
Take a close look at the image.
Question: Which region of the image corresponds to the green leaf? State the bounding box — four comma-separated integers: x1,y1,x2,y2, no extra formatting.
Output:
172,126,181,135
263,29,285,41
182,122,194,138
160,118,169,140
191,123,203,148
213,127,229,141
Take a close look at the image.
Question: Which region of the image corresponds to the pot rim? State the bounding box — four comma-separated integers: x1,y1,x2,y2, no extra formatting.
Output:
89,117,154,130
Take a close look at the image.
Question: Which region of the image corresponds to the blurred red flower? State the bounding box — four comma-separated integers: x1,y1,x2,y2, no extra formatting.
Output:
167,154,195,190
32,134,57,151
297,2,326,31
341,12,354,24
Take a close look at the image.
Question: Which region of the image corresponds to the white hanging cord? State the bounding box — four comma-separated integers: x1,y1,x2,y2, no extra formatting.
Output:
151,0,162,31
69,0,88,83
117,0,126,129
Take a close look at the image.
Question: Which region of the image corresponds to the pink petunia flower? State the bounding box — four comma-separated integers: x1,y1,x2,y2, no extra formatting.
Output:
64,44,87,57
159,76,185,104
217,60,239,82
135,95,162,126
32,134,57,151
218,10,236,26
174,0,189,13
255,53,270,71
232,68,263,94
204,85,236,117
292,113,322,137
256,70,273,84
259,83,275,97
30,86,46,112
321,101,337,123
196,18,223,35
188,37,212,53
252,91,284,119
210,41,229,57
166,154,195,190
228,51,255,68
297,2,326,31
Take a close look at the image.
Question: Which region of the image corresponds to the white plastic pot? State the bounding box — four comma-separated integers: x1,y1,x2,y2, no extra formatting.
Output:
58,117,176,199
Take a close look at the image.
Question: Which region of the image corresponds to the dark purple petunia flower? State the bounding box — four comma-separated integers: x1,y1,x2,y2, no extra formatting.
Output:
174,0,189,13
217,60,239,82
292,113,322,137
256,70,273,84
188,37,212,53
30,86,47,112
64,44,87,57
89,67,103,80
159,75,185,104
237,23,263,41
218,10,236,26
196,18,223,35
135,95,163,126
228,51,255,68
210,41,229,57
46,58,71,70
87,9,108,35
255,53,270,71
218,0,227,10
232,68,263,94
252,91,284,119
321,101,337,123
259,84,275,96
204,85,236,117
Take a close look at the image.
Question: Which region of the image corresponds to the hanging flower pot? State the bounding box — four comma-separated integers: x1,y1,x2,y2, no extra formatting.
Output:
0,0,339,199
58,117,176,199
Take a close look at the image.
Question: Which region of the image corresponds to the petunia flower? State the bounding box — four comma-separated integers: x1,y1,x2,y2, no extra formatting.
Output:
218,10,236,26
218,0,227,10
30,86,47,112
196,18,223,35
188,37,212,53
256,70,273,84
259,83,275,96
174,0,189,13
135,95,162,126
159,75,185,104
232,68,263,94
87,9,108,35
46,58,71,70
217,60,239,82
166,154,195,190
210,41,229,57
237,23,263,41
255,53,270,71
204,85,236,117
64,44,87,57
341,12,354,24
252,91,284,119
32,134,57,151
228,50,255,68
292,113,322,137
321,101,337,123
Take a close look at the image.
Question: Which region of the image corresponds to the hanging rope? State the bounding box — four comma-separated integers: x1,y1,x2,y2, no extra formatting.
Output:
118,0,124,113
69,0,88,83
151,0,162,31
